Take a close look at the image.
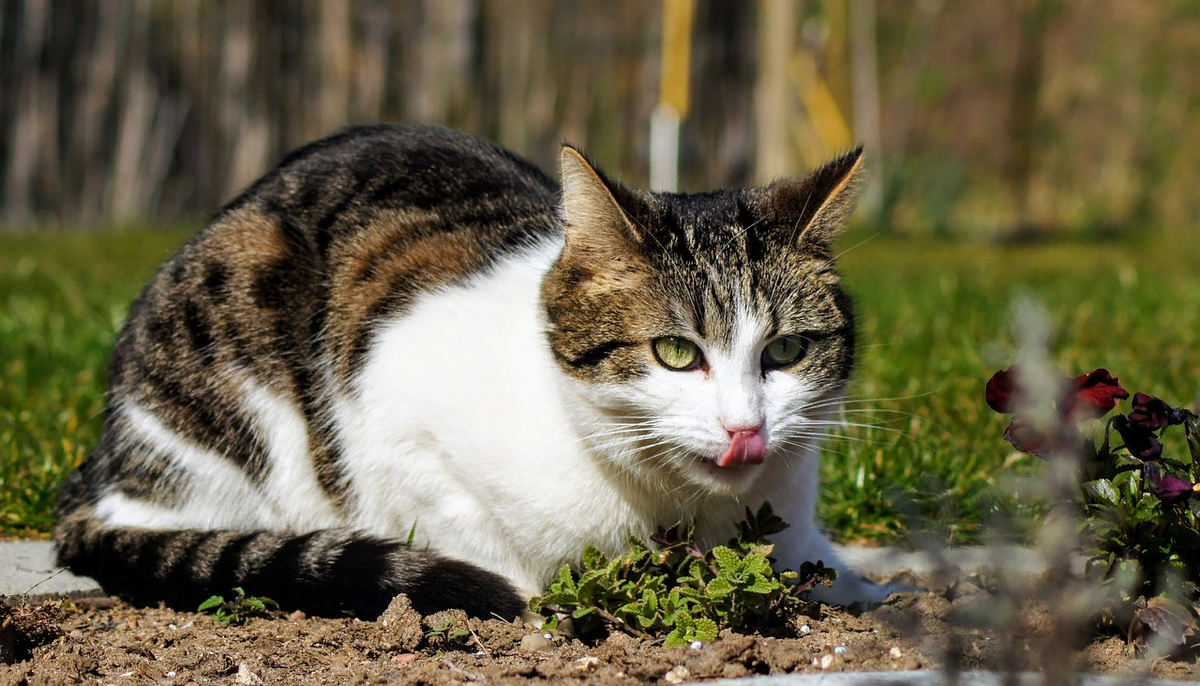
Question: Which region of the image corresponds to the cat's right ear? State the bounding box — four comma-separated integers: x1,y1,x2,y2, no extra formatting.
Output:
558,145,647,272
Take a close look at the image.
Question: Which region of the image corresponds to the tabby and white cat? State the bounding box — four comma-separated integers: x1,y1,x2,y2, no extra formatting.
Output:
55,125,886,619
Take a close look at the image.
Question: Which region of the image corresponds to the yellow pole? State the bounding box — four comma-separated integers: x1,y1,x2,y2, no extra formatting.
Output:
651,0,695,191
659,0,695,117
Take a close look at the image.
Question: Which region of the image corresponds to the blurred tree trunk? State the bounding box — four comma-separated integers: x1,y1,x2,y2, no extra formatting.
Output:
4,0,49,225
754,0,797,184
1006,0,1057,225
409,0,475,126
849,0,882,217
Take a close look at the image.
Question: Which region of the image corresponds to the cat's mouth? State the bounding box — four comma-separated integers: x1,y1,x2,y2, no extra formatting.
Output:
718,431,766,468
692,432,767,481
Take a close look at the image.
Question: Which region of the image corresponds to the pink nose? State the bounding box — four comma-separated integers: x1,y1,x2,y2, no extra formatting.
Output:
718,429,767,468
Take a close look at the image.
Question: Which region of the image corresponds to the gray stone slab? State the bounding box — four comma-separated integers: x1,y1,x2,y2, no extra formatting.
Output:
0,541,1071,603
832,544,1077,579
705,671,1196,686
0,540,103,603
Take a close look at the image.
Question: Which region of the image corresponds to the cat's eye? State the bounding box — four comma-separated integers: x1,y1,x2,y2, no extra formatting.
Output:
762,335,808,369
652,337,703,371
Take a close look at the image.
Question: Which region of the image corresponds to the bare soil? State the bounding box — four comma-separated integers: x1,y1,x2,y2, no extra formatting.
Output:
2,575,1198,685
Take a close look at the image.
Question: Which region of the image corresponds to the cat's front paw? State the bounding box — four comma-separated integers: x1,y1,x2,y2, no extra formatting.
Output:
808,574,898,610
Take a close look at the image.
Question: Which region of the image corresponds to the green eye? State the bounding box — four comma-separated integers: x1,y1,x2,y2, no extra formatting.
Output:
652,337,702,370
762,335,808,369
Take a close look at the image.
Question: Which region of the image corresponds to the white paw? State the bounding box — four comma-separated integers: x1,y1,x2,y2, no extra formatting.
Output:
807,575,896,609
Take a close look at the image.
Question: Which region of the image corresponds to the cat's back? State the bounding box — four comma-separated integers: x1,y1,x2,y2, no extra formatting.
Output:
60,125,561,523
121,123,560,384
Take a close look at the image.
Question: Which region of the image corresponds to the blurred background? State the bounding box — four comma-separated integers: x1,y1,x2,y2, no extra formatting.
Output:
3,0,1198,237
3,1,1200,542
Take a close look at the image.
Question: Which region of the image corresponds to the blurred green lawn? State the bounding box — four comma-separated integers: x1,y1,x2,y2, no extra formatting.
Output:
2,228,1197,543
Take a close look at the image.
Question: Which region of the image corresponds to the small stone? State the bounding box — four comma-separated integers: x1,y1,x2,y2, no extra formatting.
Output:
799,624,811,634
376,594,423,652
126,616,138,628
664,665,691,684
820,654,835,670
392,653,420,666
235,662,263,685
689,640,703,652
556,616,576,638
889,646,903,659
833,646,846,654
288,610,306,621
520,632,554,651
574,656,601,672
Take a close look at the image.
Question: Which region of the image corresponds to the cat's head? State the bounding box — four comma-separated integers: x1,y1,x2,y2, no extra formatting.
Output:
542,146,862,496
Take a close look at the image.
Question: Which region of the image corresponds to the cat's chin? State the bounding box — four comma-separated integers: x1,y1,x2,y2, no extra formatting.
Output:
688,455,764,493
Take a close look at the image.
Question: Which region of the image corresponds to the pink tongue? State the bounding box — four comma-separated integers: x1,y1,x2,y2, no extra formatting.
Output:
718,431,766,468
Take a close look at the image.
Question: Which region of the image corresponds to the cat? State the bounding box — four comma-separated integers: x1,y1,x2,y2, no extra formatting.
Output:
54,124,889,620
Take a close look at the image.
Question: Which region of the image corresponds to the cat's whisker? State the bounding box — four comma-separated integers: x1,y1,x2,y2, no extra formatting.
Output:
803,420,909,436
828,228,886,263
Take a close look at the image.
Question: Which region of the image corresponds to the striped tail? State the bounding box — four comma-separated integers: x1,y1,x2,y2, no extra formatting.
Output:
53,513,526,620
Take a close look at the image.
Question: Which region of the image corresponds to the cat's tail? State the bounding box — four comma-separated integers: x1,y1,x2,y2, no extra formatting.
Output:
53,510,526,620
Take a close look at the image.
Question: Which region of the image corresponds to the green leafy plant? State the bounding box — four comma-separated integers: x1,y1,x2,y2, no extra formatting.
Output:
529,502,836,646
424,618,470,644
197,587,279,626
986,366,1200,647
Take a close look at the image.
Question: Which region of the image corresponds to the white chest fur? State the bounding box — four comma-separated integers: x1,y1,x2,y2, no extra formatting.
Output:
331,238,873,603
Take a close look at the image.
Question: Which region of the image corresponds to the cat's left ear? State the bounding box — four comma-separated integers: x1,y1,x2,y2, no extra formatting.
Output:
768,145,864,258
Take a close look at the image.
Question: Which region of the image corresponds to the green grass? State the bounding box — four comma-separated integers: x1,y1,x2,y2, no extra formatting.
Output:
2,228,1197,544
0,229,193,537
825,230,1200,543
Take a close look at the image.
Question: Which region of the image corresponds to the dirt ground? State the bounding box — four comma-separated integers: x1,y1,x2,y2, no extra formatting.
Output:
3,575,1199,685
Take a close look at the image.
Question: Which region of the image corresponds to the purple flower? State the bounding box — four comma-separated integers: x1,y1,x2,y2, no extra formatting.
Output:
1112,414,1164,460
1143,463,1196,504
1128,393,1177,431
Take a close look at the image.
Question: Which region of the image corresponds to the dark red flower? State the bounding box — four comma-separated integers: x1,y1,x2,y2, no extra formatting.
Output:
1003,415,1045,453
1063,369,1129,421
1128,393,1174,431
1113,414,1163,461
1002,416,1087,458
1144,463,1195,504
985,366,1019,413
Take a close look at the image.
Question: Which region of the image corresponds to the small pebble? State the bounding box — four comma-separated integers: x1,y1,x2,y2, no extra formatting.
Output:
833,646,846,654
664,665,691,684
799,624,811,634
520,632,554,651
235,663,264,685
820,654,835,670
689,640,703,652
392,653,420,666
574,656,601,672
167,672,176,678
288,610,306,621
890,646,903,659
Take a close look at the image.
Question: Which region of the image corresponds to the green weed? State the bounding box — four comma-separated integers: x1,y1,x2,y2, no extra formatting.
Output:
529,503,836,646
197,587,280,626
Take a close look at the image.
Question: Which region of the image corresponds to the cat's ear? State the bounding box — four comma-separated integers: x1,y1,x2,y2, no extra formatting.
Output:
768,145,864,257
558,145,648,276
